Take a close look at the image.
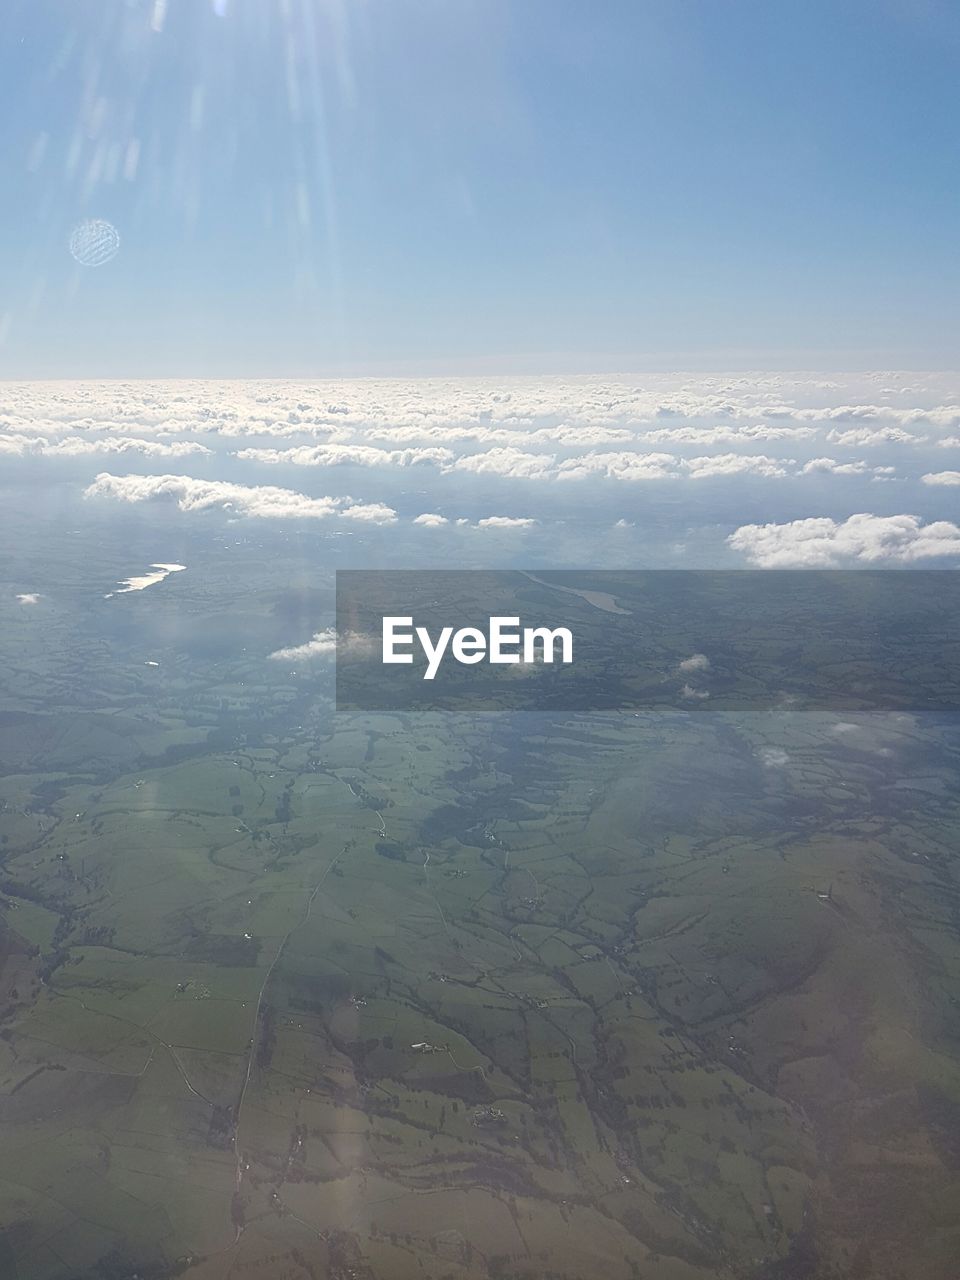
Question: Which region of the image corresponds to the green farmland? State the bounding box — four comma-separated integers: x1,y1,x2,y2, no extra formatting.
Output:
2,556,960,1280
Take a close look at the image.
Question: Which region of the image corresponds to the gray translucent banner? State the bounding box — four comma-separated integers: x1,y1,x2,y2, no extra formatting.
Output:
335,570,960,712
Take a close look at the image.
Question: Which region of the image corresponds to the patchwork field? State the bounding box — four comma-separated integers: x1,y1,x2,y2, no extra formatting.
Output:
2,550,960,1280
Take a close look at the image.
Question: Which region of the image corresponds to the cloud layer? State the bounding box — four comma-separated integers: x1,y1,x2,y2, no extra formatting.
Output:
1,374,956,566
2,375,957,513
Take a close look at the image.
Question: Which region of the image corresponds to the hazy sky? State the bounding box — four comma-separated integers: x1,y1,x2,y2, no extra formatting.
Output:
2,0,959,377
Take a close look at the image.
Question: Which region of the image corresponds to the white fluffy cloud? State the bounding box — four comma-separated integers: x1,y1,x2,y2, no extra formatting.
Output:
4,375,960,452
638,423,817,445
476,515,537,529
235,444,453,468
4,376,960,549
341,502,402,523
84,473,397,524
802,457,869,475
801,457,897,479
450,447,557,480
0,434,210,458
553,450,791,482
4,375,960,496
268,629,377,662
684,452,788,479
268,628,338,662
681,683,710,700
678,653,711,673
728,513,960,566
825,426,923,448
557,451,678,481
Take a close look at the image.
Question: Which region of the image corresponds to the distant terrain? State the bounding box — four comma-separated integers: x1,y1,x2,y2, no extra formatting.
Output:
1,514,959,1280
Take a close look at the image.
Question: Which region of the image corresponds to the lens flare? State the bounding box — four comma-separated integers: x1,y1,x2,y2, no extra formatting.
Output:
68,219,120,267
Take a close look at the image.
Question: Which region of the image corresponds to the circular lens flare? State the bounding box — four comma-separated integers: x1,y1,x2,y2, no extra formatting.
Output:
69,219,121,267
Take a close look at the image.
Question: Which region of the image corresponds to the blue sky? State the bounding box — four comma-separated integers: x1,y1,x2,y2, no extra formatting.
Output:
1,0,959,376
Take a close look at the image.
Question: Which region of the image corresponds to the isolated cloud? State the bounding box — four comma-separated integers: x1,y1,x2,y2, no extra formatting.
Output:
728,513,960,566
84,473,397,524
268,628,338,662
684,453,788,479
921,471,960,486
800,457,898,479
268,629,377,663
557,451,678,482
413,513,449,527
681,684,710,700
339,502,402,523
678,653,711,673
475,515,537,529
16,593,40,605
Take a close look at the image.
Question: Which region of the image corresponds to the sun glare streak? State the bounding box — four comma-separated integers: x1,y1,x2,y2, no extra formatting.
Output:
9,0,358,359
291,0,348,336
